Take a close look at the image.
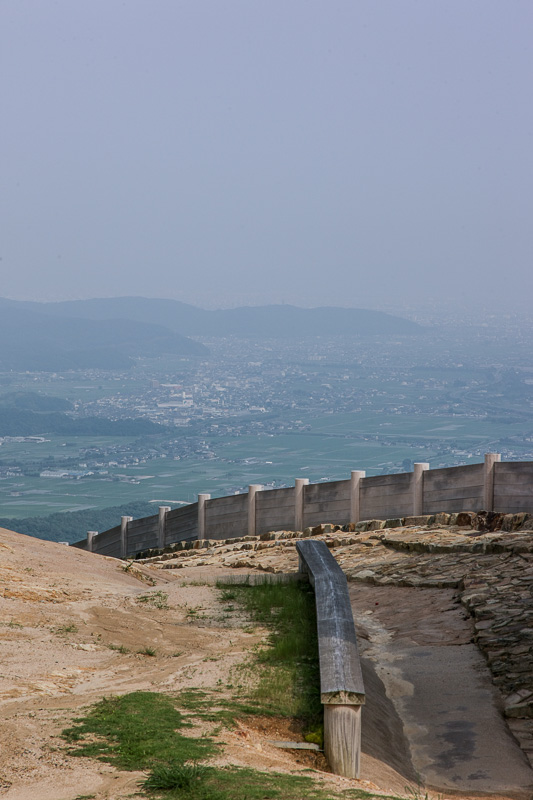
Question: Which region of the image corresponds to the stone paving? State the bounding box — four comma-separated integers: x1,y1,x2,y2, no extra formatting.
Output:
138,515,533,764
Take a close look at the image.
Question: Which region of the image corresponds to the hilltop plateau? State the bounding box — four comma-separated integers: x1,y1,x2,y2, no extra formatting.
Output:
1,521,533,799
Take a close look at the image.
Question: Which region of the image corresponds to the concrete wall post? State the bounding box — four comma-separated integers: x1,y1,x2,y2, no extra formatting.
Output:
120,516,132,559
247,485,262,536
198,494,210,540
87,531,97,552
158,506,171,550
484,453,501,511
413,463,429,515
350,471,365,523
294,478,309,531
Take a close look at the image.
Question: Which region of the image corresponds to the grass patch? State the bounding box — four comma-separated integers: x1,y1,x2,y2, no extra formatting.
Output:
136,590,169,609
54,622,79,635
143,760,207,792
61,691,215,770
217,581,322,742
108,643,130,654
143,763,393,799
183,604,208,622
137,646,157,657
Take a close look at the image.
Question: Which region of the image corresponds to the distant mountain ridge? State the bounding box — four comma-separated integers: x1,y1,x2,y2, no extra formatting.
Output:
1,296,422,339
0,300,208,371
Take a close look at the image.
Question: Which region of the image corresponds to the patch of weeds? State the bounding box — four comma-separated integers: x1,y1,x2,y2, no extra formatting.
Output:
144,763,398,800
61,691,215,769
54,622,79,635
108,643,130,654
137,646,157,657
174,689,237,727
1,620,23,629
181,580,210,587
217,582,322,739
218,588,237,602
143,760,207,792
184,604,207,621
136,591,169,610
172,650,184,658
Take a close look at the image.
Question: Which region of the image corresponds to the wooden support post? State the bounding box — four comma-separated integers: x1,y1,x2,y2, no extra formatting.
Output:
158,506,171,550
296,540,365,779
413,462,429,515
87,531,97,552
350,470,365,524
324,704,362,779
484,453,501,511
247,485,261,536
198,494,210,540
294,478,309,531
120,516,132,559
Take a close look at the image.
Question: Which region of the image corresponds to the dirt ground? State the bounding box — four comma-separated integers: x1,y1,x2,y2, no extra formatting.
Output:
0,527,527,800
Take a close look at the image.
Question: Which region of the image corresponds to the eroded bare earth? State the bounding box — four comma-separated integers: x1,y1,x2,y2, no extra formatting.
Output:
2,523,533,799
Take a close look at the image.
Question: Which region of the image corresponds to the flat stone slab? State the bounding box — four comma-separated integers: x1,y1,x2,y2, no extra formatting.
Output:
267,740,321,751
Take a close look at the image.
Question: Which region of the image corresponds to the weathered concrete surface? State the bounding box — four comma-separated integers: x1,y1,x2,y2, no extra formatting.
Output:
399,644,531,794
352,583,533,796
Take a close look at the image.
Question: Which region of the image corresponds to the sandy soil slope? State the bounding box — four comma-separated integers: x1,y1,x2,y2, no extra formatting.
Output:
1,526,530,800
0,528,403,800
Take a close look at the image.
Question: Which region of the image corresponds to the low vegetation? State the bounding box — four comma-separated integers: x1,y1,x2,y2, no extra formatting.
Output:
60,583,396,799
136,590,169,609
62,692,215,770
219,581,323,741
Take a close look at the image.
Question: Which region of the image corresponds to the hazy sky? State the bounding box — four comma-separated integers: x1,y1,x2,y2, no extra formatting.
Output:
1,1,532,310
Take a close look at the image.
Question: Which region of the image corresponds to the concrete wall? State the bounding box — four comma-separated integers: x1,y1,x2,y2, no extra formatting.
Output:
494,461,533,513
423,463,485,514
205,493,248,540
76,456,533,558
303,479,351,528
90,524,121,557
126,516,159,555
166,503,198,543
360,472,414,519
255,487,294,534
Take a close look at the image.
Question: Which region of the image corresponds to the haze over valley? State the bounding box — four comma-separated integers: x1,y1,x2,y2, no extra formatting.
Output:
0,298,531,542
1,0,532,544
